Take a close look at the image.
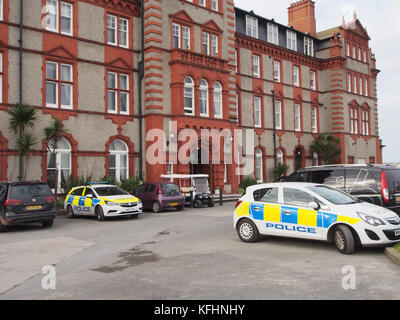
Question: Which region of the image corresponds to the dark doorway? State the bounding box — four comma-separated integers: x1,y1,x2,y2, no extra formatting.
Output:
295,148,303,171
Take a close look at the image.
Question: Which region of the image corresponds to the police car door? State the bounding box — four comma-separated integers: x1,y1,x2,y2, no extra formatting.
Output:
281,188,323,239
251,187,282,236
68,187,85,215
82,187,97,215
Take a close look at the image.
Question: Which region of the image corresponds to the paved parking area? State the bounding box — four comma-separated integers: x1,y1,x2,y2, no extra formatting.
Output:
1,204,400,300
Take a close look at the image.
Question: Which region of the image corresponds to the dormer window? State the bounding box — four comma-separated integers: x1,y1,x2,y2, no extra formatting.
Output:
287,30,297,51
304,37,313,56
246,15,258,39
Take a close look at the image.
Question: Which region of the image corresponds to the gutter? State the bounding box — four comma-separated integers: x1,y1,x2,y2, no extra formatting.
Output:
18,0,24,182
137,0,144,181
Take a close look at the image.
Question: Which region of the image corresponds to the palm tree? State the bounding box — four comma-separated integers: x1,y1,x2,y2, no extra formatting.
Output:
7,103,38,181
44,118,67,198
310,134,342,165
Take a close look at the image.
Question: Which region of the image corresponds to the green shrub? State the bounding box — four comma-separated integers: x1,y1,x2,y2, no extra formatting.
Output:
119,177,143,193
240,177,258,191
61,174,93,195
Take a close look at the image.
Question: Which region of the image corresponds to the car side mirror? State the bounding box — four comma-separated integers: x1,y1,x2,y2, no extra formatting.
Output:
308,201,320,211
86,194,93,199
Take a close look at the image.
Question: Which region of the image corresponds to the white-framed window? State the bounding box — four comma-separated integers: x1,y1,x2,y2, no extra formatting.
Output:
361,110,369,136
235,93,239,123
61,2,73,35
304,37,313,56
199,79,209,117
107,71,129,115
210,34,218,57
275,100,282,130
255,149,263,183
353,75,357,94
350,108,358,134
347,73,352,92
46,61,73,109
267,23,278,45
47,138,71,191
363,49,367,63
277,149,283,165
311,106,318,133
359,77,363,95
107,14,129,48
274,61,281,82
46,0,73,35
46,0,59,32
199,0,206,7
358,48,362,61
346,43,350,57
172,23,181,49
287,30,297,51
213,82,223,119
182,26,190,50
246,15,258,39
0,52,2,104
365,79,368,96
184,76,194,115
253,54,260,78
109,140,129,182
254,96,261,128
234,49,238,73
211,0,218,11
352,45,356,59
294,103,301,132
310,70,316,90
0,0,3,21
202,32,210,55
293,66,299,87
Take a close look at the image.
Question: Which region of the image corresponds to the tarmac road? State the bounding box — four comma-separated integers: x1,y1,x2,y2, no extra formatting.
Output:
1,204,400,300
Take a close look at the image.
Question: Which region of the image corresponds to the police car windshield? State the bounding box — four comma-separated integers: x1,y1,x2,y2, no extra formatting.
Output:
307,186,358,205
94,186,130,197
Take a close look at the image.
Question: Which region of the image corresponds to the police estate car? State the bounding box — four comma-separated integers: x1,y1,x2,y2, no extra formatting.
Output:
234,183,400,254
64,184,142,221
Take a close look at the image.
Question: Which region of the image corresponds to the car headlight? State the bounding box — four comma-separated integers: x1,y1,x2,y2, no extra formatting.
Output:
357,212,386,226
106,201,118,206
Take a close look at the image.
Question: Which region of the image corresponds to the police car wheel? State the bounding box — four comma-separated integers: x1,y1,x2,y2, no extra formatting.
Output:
193,199,202,208
96,206,105,221
334,225,355,254
237,219,260,243
66,205,75,219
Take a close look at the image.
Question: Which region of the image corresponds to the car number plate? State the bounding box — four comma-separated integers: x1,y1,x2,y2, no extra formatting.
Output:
395,229,400,237
27,205,43,211
170,202,178,207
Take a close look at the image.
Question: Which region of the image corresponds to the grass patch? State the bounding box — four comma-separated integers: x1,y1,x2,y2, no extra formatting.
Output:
394,243,400,253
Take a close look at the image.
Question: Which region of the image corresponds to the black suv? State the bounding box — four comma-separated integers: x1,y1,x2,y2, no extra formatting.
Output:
283,165,400,214
0,181,56,231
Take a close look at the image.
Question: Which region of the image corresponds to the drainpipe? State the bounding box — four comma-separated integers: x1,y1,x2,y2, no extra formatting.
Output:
18,0,24,181
271,90,277,171
137,0,144,181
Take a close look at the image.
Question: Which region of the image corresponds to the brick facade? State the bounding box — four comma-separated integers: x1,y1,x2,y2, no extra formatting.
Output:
0,0,381,194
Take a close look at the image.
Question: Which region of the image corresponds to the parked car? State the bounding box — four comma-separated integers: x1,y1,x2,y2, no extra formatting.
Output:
283,165,400,214
234,182,400,254
160,174,215,208
133,182,185,213
0,181,56,232
65,183,142,221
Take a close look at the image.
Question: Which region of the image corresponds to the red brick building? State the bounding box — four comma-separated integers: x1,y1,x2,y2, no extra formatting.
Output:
0,0,381,194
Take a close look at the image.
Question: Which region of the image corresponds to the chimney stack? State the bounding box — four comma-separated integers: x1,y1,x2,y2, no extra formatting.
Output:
288,0,317,37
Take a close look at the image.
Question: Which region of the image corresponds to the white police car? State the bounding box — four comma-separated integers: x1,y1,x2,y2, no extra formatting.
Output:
234,183,400,254
65,184,142,221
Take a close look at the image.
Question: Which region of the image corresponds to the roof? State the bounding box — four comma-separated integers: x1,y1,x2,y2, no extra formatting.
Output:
317,26,340,40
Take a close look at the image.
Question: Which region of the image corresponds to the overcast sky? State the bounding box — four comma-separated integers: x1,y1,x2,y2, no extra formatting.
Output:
235,0,399,163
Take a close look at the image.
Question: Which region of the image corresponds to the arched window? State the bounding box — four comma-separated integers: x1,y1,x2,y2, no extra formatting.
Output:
184,76,194,115
213,82,222,118
277,149,283,165
109,140,128,182
255,149,263,183
199,79,209,116
47,137,71,191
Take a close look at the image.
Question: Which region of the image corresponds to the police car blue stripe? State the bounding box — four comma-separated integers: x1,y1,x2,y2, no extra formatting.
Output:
323,213,337,228
78,197,85,206
281,206,298,224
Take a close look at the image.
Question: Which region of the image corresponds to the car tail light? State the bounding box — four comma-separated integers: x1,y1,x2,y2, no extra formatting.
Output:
235,201,242,209
46,196,56,203
5,199,22,206
381,171,390,203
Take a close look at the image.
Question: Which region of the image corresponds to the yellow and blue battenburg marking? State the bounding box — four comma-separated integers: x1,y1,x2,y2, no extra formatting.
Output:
236,202,360,228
